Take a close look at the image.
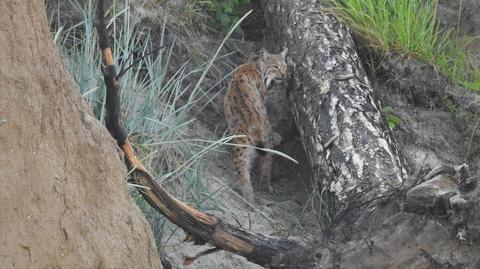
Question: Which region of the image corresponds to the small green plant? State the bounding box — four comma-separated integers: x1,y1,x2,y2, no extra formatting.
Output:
312,187,332,228
301,178,332,230
278,206,305,236
190,0,251,33
325,0,480,90
441,97,480,161
382,106,400,129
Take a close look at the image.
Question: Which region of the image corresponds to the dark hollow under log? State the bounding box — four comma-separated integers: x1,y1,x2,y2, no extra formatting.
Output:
262,0,409,221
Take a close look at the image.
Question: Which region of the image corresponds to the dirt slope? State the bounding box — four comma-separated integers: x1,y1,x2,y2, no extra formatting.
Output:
0,1,161,268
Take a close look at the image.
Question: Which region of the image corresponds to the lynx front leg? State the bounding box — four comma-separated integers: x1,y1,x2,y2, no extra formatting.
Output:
234,140,255,203
260,121,274,193
272,132,282,146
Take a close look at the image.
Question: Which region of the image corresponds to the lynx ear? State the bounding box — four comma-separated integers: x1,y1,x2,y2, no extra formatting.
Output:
280,47,288,58
260,48,270,58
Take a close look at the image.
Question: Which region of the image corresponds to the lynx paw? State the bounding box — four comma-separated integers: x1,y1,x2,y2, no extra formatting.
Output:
266,184,273,193
272,132,282,146
240,184,255,204
260,177,273,193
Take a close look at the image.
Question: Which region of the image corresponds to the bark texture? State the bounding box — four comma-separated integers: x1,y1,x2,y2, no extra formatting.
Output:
263,0,408,216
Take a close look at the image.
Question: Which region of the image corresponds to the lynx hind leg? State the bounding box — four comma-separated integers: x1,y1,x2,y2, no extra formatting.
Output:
234,137,255,203
259,136,273,193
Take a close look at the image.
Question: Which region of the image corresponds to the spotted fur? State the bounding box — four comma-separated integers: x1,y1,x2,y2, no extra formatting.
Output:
224,48,288,203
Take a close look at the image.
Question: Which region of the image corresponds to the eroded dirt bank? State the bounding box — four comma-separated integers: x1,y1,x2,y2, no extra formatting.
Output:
0,1,161,268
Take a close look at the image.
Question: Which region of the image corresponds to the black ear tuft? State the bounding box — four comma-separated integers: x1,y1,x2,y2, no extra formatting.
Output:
280,47,288,58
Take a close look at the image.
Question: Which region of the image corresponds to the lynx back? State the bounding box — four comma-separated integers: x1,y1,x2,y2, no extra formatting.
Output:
224,48,288,203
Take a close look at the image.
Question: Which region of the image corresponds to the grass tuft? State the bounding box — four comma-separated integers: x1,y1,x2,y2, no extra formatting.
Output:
326,0,480,90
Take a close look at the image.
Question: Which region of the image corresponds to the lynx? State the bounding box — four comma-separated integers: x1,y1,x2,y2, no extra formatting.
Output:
224,48,288,203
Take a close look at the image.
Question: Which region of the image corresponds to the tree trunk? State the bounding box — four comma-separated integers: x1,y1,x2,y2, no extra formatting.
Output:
263,0,408,221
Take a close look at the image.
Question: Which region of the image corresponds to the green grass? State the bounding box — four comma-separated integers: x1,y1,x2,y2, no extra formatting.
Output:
325,0,480,90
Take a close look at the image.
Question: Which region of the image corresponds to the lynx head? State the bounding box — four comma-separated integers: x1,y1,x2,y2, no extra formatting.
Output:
257,47,288,89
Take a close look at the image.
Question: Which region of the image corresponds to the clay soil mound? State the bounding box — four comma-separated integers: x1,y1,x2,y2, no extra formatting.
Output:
0,1,162,268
